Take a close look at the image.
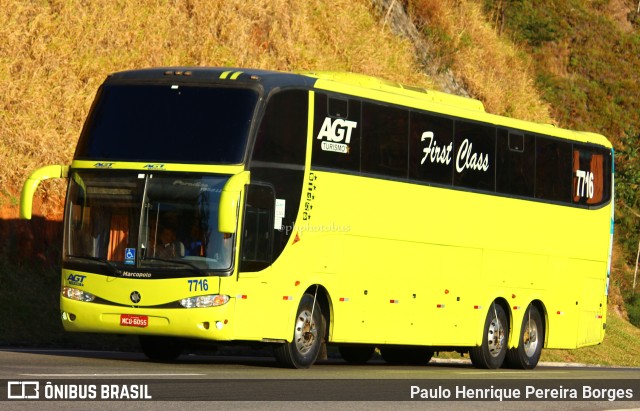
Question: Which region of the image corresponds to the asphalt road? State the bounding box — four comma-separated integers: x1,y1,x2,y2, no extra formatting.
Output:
1,348,639,410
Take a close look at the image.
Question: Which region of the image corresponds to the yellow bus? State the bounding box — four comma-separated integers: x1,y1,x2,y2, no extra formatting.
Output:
21,68,613,369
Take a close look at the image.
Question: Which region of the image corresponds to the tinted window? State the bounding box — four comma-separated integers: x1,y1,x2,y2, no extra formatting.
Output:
249,90,308,265
312,93,361,172
496,130,535,197
535,137,572,202
572,145,611,206
453,121,495,191
75,84,258,164
252,89,308,165
410,111,454,184
361,102,408,178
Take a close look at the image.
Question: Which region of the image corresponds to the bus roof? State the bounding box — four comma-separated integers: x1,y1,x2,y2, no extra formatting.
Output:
104,67,612,148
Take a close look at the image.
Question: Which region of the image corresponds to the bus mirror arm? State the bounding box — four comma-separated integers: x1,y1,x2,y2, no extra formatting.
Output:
20,164,69,220
218,171,250,234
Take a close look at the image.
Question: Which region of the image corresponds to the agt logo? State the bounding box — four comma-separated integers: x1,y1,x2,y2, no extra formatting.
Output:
317,117,357,154
143,164,165,170
67,273,87,287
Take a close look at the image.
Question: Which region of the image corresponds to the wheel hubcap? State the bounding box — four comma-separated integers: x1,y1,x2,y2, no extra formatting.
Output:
487,316,505,357
523,318,539,357
294,309,317,354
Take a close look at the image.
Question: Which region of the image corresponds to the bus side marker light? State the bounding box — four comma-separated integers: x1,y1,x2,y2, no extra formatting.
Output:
390,300,399,304
237,295,248,299
474,305,482,310
557,311,564,315
437,304,445,308
513,306,520,310
596,315,602,319
295,281,300,286
339,297,349,302
444,289,449,294
512,294,516,299
283,296,293,301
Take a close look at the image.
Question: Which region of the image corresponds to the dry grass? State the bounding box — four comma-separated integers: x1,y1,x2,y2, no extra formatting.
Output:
0,0,426,207
409,0,552,122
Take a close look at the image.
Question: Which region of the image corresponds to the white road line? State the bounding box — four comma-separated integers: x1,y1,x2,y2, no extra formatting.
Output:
21,373,205,377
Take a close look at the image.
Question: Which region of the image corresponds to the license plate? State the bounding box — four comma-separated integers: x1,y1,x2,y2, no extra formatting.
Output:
120,314,148,328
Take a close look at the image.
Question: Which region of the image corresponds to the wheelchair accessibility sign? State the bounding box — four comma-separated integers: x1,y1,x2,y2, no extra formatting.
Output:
125,248,136,265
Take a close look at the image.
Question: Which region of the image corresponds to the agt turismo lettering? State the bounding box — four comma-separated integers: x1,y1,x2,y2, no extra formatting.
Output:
67,273,86,286
317,117,358,144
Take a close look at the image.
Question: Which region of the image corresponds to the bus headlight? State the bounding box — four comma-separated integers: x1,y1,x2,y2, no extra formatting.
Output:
62,286,96,302
180,294,229,308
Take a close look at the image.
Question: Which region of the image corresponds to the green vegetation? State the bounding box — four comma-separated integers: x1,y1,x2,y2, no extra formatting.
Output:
482,0,640,263
481,0,640,328
1,0,640,364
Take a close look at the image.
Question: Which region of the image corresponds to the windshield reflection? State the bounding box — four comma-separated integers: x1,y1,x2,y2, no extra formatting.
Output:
64,172,234,275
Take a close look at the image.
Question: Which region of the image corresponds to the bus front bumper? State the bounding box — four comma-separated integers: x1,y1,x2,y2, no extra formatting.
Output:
60,297,237,341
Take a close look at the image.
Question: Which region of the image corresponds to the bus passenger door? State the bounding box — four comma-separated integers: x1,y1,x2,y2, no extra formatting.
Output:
233,184,274,340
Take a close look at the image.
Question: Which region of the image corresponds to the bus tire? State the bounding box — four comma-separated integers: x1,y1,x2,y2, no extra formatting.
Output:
380,345,433,365
273,293,325,369
504,304,544,369
139,336,184,361
469,303,509,369
339,345,375,364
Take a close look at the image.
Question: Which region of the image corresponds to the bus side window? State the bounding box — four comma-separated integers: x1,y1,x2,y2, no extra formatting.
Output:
240,184,275,273
496,130,535,197
361,102,408,178
409,111,454,185
453,120,495,191
535,137,572,203
312,93,361,173
572,145,609,206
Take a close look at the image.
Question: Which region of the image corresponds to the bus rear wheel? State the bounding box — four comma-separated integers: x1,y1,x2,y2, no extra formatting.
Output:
470,303,509,369
504,304,544,369
139,336,184,361
273,293,325,369
339,345,375,364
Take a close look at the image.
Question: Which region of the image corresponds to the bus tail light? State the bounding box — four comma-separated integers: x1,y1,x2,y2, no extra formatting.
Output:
179,294,229,308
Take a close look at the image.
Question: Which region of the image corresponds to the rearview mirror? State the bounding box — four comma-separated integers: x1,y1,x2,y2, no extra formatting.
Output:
20,164,69,220
218,171,250,234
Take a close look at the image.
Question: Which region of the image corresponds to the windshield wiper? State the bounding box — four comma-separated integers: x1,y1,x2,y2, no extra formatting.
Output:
144,257,210,277
67,255,122,276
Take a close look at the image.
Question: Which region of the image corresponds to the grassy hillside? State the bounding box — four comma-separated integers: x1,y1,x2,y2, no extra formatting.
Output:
1,0,639,365
0,0,427,210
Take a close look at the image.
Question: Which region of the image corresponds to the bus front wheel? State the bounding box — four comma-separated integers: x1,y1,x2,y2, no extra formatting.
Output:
504,304,544,369
273,293,325,369
470,303,509,369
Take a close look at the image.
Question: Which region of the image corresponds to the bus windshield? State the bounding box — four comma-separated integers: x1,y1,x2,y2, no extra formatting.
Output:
74,84,259,164
64,171,234,276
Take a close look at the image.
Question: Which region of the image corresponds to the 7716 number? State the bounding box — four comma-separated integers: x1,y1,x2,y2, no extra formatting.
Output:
575,170,594,199
188,279,209,292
